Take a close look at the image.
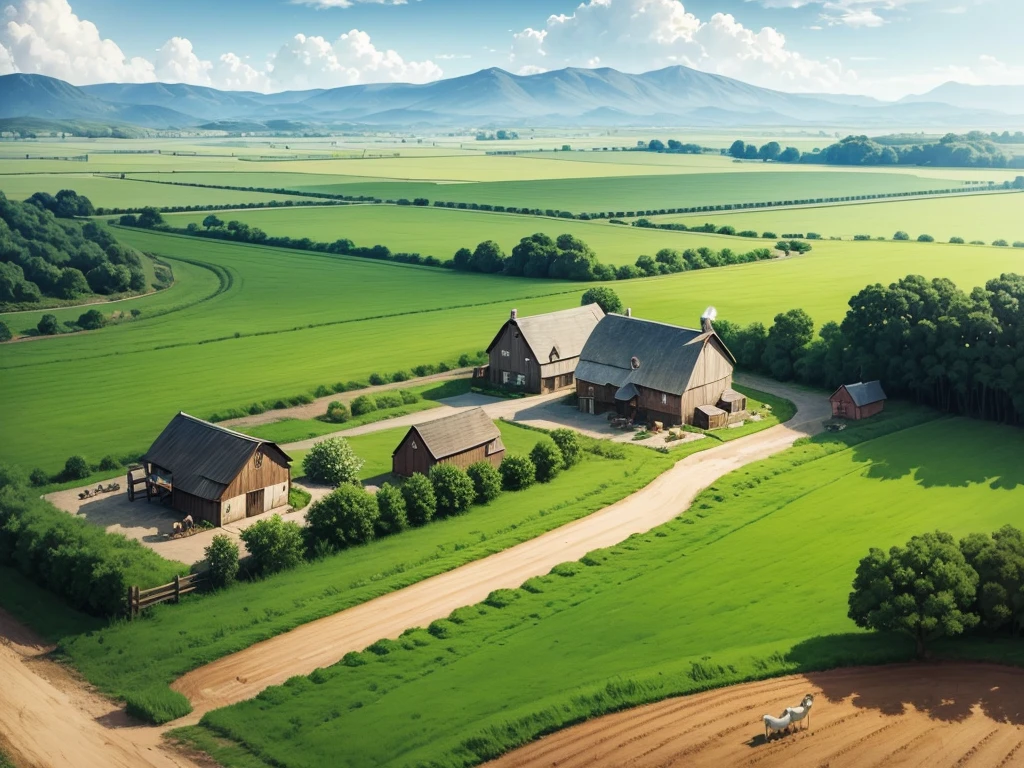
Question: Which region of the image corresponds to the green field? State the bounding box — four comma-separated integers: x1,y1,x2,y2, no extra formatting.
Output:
3,222,1022,475
182,411,1024,768
648,191,1024,244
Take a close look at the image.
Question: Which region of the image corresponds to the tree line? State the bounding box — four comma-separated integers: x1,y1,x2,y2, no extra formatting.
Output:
716,272,1024,425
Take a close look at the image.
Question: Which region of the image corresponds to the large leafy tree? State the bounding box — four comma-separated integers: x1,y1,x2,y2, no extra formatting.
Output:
960,526,1024,636
849,531,979,658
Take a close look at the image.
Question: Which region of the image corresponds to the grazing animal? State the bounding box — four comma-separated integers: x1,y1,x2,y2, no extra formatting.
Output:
183,514,194,530
786,694,815,730
172,521,183,533
762,710,792,741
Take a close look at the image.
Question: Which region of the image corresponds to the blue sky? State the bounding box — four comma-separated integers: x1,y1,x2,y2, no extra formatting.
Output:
1,0,1021,98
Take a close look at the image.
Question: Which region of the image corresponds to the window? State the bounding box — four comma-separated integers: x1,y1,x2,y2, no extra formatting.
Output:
516,374,526,386
411,440,418,450
501,349,510,358
502,371,510,384
661,393,667,405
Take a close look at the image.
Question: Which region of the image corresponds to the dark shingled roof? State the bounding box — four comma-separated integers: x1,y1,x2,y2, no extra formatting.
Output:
486,304,605,361
405,408,503,461
143,413,291,500
575,314,736,396
838,380,888,407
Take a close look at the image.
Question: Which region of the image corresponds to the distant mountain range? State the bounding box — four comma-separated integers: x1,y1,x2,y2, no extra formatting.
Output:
0,67,1021,132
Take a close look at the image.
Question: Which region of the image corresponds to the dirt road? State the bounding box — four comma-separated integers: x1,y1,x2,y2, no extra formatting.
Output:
171,376,829,719
488,663,1024,768
0,611,200,768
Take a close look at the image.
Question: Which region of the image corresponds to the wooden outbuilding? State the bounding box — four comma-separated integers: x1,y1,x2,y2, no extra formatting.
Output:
486,304,605,393
574,310,737,427
694,404,728,430
830,381,887,420
717,388,747,414
392,408,505,477
140,412,291,527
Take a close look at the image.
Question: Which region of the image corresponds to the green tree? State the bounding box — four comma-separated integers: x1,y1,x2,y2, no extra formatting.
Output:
500,454,536,491
37,313,59,335
429,463,476,517
647,139,665,152
778,146,801,163
325,401,349,423
581,286,622,314
77,309,106,330
549,429,582,468
466,461,502,504
239,514,305,576
758,141,781,161
57,268,90,299
350,394,377,417
530,438,564,482
205,535,240,589
729,139,747,159
471,240,506,273
917,234,935,242
0,320,11,342
306,485,379,550
375,483,408,536
893,231,910,241
302,437,364,487
401,473,436,526
62,455,90,480
452,247,473,271
202,214,224,229
848,531,979,658
960,526,1024,636
136,207,164,228
762,309,814,381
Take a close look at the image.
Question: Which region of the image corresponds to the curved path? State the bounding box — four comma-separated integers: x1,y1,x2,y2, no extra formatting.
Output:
488,663,1024,768
171,375,830,721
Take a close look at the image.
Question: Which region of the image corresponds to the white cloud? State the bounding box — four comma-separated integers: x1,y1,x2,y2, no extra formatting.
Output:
1,0,154,83
510,0,854,92
290,0,407,7
155,37,212,85
214,52,272,92
748,0,925,27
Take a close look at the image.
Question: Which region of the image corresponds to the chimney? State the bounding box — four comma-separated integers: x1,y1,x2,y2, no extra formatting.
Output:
625,307,632,317
700,306,717,333
510,308,518,321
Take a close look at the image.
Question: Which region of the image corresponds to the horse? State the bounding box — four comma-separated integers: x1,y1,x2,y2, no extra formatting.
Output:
786,694,815,730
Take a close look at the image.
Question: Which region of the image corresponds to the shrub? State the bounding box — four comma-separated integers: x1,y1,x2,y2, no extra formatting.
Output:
124,686,192,725
399,389,421,404
429,464,476,517
466,461,502,504
993,239,1009,247
77,308,106,330
374,392,403,409
368,373,387,386
580,286,623,315
761,232,777,239
306,485,379,550
549,429,582,468
401,473,436,526
239,514,304,576
391,370,409,382
530,439,564,482
302,437,364,486
350,395,377,417
37,313,59,335
29,468,49,487
205,534,240,589
62,455,90,481
325,401,349,423
917,234,935,242
950,236,965,244
0,320,11,342
500,454,536,491
893,230,909,240
1014,241,1024,248
98,455,119,471
375,483,408,536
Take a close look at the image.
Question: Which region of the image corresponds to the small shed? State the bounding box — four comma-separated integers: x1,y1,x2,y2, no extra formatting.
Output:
717,388,747,414
694,404,728,430
830,381,887,420
392,408,505,477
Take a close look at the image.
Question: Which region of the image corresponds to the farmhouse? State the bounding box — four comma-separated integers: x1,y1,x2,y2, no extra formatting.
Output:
392,408,505,477
486,304,605,394
830,381,887,420
139,412,291,527
575,310,737,427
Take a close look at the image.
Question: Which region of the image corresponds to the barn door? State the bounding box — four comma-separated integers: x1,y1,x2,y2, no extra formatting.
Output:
246,489,264,517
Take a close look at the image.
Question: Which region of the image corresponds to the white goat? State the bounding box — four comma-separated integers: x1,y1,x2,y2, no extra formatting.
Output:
762,710,792,741
786,694,815,730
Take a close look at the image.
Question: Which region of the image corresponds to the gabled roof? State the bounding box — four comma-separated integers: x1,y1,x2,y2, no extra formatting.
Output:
486,304,605,361
834,380,887,407
402,408,503,461
143,412,291,500
575,314,735,396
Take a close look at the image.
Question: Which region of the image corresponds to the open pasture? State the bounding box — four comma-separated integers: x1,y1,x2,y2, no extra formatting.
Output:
3,224,1022,474
648,191,1024,244
184,413,1024,768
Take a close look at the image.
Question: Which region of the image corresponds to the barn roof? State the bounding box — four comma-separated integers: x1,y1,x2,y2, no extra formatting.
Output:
486,304,605,361
696,404,727,417
143,413,291,500
575,314,735,396
718,389,746,404
406,408,503,461
835,380,887,407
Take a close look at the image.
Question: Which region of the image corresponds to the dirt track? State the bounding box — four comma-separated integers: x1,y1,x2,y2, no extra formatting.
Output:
489,663,1024,768
170,375,829,721
0,611,200,768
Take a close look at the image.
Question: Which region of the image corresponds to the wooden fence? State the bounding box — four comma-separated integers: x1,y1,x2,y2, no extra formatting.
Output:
127,573,206,619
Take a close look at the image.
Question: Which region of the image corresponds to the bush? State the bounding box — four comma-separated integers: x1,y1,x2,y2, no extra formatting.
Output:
306,485,379,550
580,286,623,314
375,483,408,536
302,437,364,486
1014,241,1024,248
917,234,935,242
29,468,49,487
98,455,119,471
993,239,1009,247
500,454,536,491
950,236,965,244
466,461,502,504
350,395,377,417
399,389,421,404
530,439,564,482
549,429,582,468
238,514,304,576
62,455,90,481
401,473,436,526
0,320,11,342
205,534,240,589
368,373,387,386
893,230,910,240
124,686,192,725
77,308,106,330
37,313,59,335
429,464,476,517
375,392,403,409
325,401,349,423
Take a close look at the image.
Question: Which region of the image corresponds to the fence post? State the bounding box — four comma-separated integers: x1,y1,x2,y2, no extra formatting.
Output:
127,585,134,620
174,573,181,604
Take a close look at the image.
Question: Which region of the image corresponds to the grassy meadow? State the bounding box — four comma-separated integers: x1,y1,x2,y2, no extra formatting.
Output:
181,410,1024,768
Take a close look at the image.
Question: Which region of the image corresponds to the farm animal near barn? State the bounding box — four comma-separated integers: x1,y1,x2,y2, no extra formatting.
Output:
574,307,738,427
485,304,605,393
137,412,292,527
763,694,814,740
392,408,505,477
830,380,887,420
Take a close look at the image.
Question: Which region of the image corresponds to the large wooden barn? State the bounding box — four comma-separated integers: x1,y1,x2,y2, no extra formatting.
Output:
141,412,292,527
392,408,505,477
575,311,737,427
830,381,887,420
485,304,605,394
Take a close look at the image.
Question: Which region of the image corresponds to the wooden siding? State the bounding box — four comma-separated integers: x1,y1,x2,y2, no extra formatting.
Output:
392,430,504,477
488,323,542,392
170,489,221,527
831,388,885,420
219,448,291,502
